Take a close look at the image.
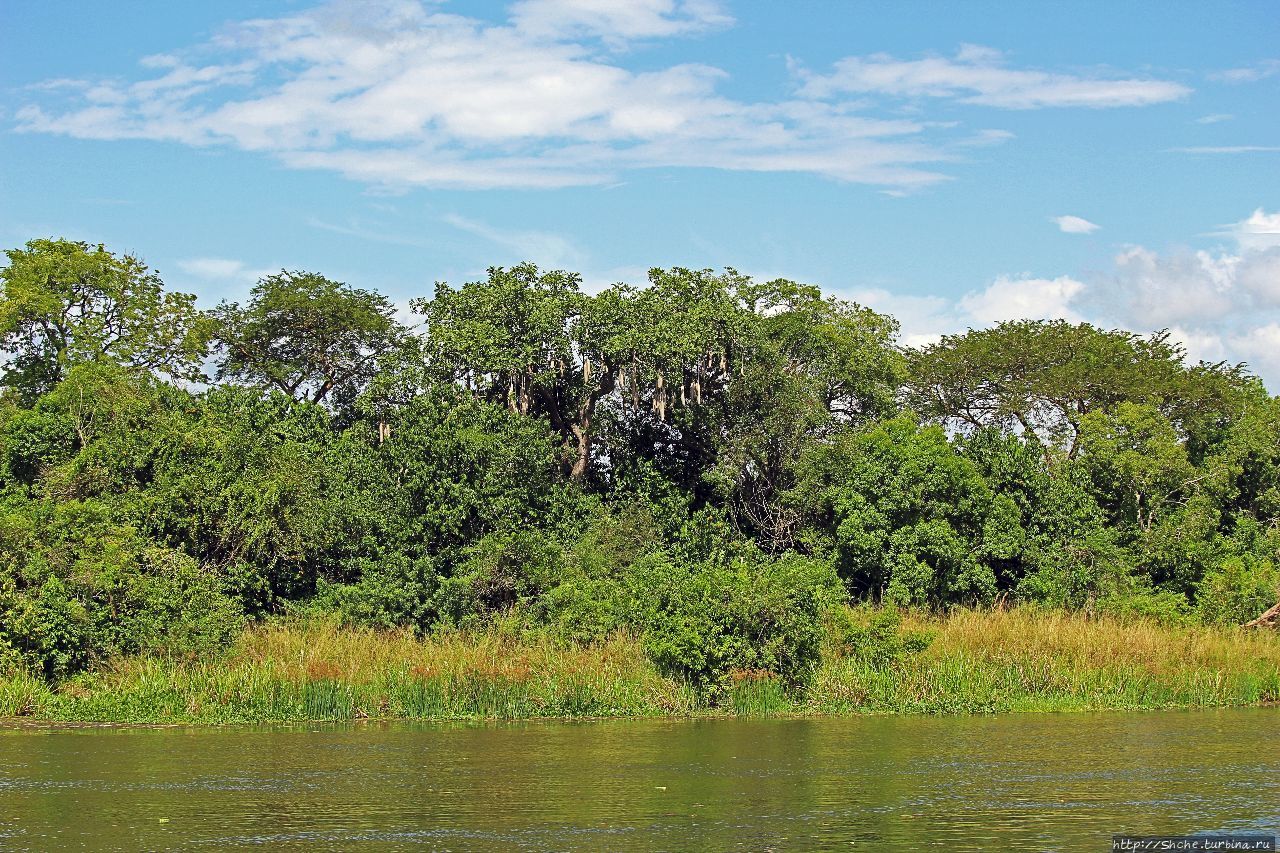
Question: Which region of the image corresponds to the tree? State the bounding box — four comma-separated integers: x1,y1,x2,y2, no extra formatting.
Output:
790,416,1001,606
908,320,1249,457
212,271,405,405
0,239,211,398
711,279,903,546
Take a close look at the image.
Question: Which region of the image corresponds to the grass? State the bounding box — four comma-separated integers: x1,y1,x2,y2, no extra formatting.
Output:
810,608,1280,714
0,621,698,723
2,609,1278,723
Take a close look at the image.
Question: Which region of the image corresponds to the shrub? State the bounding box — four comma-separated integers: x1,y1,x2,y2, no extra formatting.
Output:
824,605,934,669
1196,556,1280,626
627,552,841,692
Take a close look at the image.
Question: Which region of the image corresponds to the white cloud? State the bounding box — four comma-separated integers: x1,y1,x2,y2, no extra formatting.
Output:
849,209,1280,388
1099,246,1240,326
849,276,1087,346
442,213,585,269
1229,323,1280,379
1225,208,1280,252
510,0,732,42
175,257,272,282
1210,59,1280,84
14,5,1191,193
959,275,1085,324
14,0,950,192
1195,113,1234,124
798,45,1190,109
1053,215,1099,234
848,288,957,347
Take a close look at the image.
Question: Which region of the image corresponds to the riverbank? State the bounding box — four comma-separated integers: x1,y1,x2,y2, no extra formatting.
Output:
3,609,1278,723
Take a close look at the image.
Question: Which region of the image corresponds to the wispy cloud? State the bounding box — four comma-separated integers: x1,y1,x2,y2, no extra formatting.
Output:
12,3,1190,193
1169,145,1280,154
442,213,586,269
306,217,434,248
1053,215,1100,234
176,257,273,282
1195,113,1234,124
1210,59,1280,83
797,45,1190,109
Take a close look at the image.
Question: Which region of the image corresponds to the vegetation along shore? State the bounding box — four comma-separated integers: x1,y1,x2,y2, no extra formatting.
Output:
2,238,1279,722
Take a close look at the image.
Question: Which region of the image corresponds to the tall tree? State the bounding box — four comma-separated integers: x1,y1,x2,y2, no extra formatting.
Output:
908,320,1249,457
212,271,405,405
0,239,211,398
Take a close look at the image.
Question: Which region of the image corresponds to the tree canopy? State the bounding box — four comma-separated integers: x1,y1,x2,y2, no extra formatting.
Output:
212,271,405,406
0,239,211,398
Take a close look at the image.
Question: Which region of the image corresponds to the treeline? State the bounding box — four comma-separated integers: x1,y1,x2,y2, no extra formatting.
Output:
2,238,1278,692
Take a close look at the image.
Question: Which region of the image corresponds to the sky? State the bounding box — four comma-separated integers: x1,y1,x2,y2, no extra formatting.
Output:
2,0,1279,382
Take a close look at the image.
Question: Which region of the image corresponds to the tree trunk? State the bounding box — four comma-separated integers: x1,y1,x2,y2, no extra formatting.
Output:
1244,600,1280,628
566,365,616,481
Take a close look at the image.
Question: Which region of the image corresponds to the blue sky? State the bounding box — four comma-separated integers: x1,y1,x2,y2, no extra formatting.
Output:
3,1,1279,380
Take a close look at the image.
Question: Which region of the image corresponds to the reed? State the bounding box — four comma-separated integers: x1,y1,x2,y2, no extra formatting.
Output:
2,610,1277,723
810,608,1280,714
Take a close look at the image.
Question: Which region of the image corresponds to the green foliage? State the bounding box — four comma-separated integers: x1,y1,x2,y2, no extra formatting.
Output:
626,552,842,691
1197,555,1280,625
5,236,1280,696
0,499,243,679
824,605,934,669
792,416,999,606
0,239,211,398
1096,587,1193,626
213,270,405,406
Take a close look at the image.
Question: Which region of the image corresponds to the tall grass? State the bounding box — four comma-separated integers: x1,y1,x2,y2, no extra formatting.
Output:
1,620,697,724
2,609,1278,723
810,608,1280,714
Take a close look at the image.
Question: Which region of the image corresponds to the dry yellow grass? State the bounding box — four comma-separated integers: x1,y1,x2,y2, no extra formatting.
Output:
914,608,1280,676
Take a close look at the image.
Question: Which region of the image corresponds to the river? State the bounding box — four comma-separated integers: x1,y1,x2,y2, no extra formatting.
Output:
2,708,1277,850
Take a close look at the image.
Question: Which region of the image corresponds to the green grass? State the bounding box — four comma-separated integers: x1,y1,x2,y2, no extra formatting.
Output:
3,610,1279,723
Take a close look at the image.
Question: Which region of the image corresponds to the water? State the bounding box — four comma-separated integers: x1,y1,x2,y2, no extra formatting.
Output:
1,708,1277,851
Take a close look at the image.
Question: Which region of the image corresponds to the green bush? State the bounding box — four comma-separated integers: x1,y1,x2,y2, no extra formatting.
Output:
627,552,841,692
1196,555,1279,626
330,556,438,631
824,605,934,669
1096,587,1193,626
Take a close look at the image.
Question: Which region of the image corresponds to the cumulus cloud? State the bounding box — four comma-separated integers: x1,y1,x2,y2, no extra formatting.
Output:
959,275,1085,324
857,209,1280,388
851,276,1085,347
797,45,1190,108
510,0,732,42
1225,208,1280,252
1057,211,1280,383
847,288,957,348
13,3,1189,192
1053,215,1099,234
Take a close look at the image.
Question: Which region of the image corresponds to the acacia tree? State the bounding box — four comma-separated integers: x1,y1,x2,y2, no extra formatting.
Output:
212,271,405,406
0,239,211,398
908,320,1248,457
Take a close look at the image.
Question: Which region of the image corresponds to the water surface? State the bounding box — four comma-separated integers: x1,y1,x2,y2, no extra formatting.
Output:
2,708,1277,850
